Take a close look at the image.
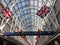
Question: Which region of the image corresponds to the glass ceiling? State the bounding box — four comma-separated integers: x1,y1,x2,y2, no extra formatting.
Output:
1,0,54,31
0,0,55,45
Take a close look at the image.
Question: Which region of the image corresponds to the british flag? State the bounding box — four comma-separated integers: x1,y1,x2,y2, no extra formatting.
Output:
36,5,50,18
2,7,12,18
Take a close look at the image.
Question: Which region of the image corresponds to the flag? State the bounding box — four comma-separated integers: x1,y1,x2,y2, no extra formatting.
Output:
3,10,12,18
2,7,12,18
36,5,50,18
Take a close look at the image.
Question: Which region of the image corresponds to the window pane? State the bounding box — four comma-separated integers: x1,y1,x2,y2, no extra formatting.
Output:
22,1,26,6
5,0,10,4
24,10,27,14
35,1,37,6
14,5,18,10
18,3,21,8
27,9,30,13
30,0,34,5
26,1,29,6
21,0,24,2
31,9,34,13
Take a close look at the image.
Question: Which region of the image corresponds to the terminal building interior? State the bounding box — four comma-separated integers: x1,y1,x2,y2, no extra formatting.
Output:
0,0,60,45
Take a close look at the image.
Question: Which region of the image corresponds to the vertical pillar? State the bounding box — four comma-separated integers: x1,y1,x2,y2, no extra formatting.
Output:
3,41,7,45
55,40,59,45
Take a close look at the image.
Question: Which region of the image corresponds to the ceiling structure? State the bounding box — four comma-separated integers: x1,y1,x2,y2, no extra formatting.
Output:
0,0,57,45
0,0,55,31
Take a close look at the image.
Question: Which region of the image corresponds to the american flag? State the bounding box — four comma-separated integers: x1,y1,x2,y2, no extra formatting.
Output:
36,5,50,18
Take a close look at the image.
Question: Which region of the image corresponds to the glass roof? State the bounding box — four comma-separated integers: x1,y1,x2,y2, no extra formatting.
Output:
0,0,55,44
1,0,55,30
1,0,44,31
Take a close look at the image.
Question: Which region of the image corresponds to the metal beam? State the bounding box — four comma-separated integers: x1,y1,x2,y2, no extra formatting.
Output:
3,31,55,36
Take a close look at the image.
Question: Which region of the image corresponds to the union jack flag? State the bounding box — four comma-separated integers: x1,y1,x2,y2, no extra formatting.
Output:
2,7,12,18
36,5,50,18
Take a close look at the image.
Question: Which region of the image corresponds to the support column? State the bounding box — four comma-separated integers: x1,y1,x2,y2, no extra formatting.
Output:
55,40,60,45
3,41,7,45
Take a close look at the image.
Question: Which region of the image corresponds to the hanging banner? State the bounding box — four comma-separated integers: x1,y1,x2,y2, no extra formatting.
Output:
36,5,51,18
3,31,55,36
